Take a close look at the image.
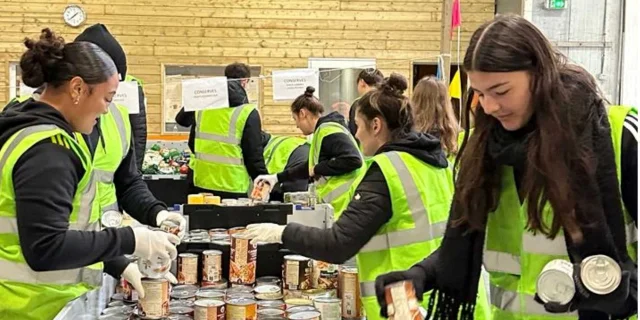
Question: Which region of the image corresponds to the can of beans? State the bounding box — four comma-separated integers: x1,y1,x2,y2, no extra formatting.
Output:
138,278,170,319
384,281,423,320
194,299,225,320
338,267,361,319
283,255,313,291
257,300,286,310
177,253,198,285
230,233,257,285
226,298,258,320
536,259,575,305
313,297,341,320
202,250,223,286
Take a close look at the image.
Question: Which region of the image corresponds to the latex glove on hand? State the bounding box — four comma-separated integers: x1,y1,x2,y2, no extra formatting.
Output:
132,227,180,261
309,165,315,178
254,175,278,191
245,223,286,245
375,266,430,318
122,263,178,299
156,210,187,240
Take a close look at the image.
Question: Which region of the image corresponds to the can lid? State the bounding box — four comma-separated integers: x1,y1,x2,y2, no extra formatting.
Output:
255,285,281,294
196,290,225,298
340,266,358,273
285,298,314,306
288,311,322,319
286,306,317,312
170,300,194,308
194,299,225,307
231,233,252,240
580,254,622,295
284,255,310,261
536,267,575,305
312,297,341,303
227,298,257,306
179,253,198,258
258,308,285,315
202,249,223,255
258,300,285,307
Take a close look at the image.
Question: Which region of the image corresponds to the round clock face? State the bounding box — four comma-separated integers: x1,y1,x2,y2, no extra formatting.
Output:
63,5,86,28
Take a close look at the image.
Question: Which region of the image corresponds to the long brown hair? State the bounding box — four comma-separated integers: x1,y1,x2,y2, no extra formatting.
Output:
412,76,461,155
454,14,604,242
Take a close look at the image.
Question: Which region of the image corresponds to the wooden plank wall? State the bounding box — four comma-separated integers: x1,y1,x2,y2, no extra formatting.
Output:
0,0,495,136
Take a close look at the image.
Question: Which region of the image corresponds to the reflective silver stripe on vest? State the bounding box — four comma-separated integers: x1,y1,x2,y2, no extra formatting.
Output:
193,153,244,165
321,176,358,203
626,223,638,244
195,106,246,144
0,259,102,286
360,280,376,298
359,152,447,253
483,250,521,275
109,103,130,158
483,232,568,275
94,169,115,184
490,284,578,316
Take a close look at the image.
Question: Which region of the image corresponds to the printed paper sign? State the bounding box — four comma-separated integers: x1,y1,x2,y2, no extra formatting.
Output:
182,77,230,111
113,81,140,114
272,69,319,101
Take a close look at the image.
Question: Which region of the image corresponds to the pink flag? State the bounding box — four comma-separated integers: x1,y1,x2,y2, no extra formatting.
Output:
451,0,461,38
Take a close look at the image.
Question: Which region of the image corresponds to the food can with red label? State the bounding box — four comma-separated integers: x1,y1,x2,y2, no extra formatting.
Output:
177,253,198,285
283,255,313,291
230,233,257,285
202,250,223,286
227,298,258,320
194,299,225,320
339,267,361,319
384,281,423,320
138,278,170,319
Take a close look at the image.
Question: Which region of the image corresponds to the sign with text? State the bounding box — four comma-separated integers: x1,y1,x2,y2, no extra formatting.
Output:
272,69,319,101
113,81,140,114
182,77,230,111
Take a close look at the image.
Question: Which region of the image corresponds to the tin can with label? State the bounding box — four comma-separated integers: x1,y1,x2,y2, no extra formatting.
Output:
286,306,317,315
171,284,198,301
139,255,172,279
202,250,223,286
230,233,257,285
191,229,209,236
287,310,321,320
536,259,575,305
313,297,341,320
258,308,286,319
284,298,314,309
284,255,313,291
177,253,198,285
580,254,622,295
169,306,194,316
312,260,338,290
120,277,139,302
384,281,423,320
209,228,228,237
255,285,283,300
301,289,331,301
138,278,170,319
257,300,286,310
339,267,362,319
229,227,246,235
196,289,226,301
227,298,258,320
257,276,282,287
101,210,123,228
194,299,225,320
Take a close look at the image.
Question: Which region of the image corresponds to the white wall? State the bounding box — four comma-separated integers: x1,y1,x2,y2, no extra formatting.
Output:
620,0,640,105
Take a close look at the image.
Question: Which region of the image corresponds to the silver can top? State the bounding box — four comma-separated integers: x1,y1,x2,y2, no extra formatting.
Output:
580,254,622,295
536,259,575,305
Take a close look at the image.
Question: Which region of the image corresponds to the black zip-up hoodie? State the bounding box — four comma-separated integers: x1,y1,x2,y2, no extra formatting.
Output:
281,131,448,263
0,101,135,277
277,111,363,182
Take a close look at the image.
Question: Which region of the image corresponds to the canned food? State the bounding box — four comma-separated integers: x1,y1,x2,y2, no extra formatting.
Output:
228,293,256,301
228,285,254,294
286,306,317,315
178,253,199,285
120,278,138,302
170,306,195,316
313,260,339,290
196,290,226,301
194,299,225,320
171,284,198,301
188,194,205,204
257,276,282,287
228,227,246,235
301,289,330,301
209,228,227,237
171,300,195,308
257,300,285,310
202,250,223,286
226,298,258,320
102,305,133,315
205,195,221,205
138,278,170,319
258,308,286,318
384,281,422,320
230,233,257,285
284,299,313,309
339,267,362,319
204,279,228,290
287,311,321,320
251,181,271,201
190,229,209,237
313,297,341,320
580,254,622,295
283,289,303,300
283,255,313,290
160,217,182,237
101,210,123,228
536,259,575,305
139,255,172,279
255,285,283,300
168,315,194,320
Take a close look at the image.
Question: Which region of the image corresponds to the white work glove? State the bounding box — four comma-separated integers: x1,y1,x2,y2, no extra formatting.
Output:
132,227,180,261
122,263,178,299
156,210,187,240
253,174,278,191
245,223,286,245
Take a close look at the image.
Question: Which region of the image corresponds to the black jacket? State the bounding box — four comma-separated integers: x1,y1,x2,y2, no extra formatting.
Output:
0,101,136,278
74,23,147,171
277,112,362,183
281,132,448,263
348,97,360,141
261,131,310,200
621,113,638,221
176,81,267,198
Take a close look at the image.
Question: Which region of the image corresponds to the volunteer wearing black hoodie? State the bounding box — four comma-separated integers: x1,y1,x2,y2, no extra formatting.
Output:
254,87,363,217
245,74,457,320
175,63,268,199
260,131,310,201
0,29,178,320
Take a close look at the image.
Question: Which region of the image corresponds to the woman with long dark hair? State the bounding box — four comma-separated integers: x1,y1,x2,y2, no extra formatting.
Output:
375,14,637,320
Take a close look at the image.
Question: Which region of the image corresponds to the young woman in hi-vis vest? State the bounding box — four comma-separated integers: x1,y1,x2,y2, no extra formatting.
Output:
375,14,638,320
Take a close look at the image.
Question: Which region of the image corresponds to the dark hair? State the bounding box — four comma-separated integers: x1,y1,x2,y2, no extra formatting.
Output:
20,28,117,89
291,86,325,115
357,68,384,86
225,62,251,79
454,14,604,242
356,73,413,139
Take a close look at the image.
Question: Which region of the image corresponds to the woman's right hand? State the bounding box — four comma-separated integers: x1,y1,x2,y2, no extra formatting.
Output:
253,174,278,191
131,227,179,261
375,266,431,318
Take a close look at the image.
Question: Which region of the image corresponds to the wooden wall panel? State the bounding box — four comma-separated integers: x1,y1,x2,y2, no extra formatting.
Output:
0,0,494,136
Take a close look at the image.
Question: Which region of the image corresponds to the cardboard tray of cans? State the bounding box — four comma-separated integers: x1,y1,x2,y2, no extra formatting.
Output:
183,204,292,231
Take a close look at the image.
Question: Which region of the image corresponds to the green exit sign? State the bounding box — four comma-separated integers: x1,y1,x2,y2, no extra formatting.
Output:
546,0,567,9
